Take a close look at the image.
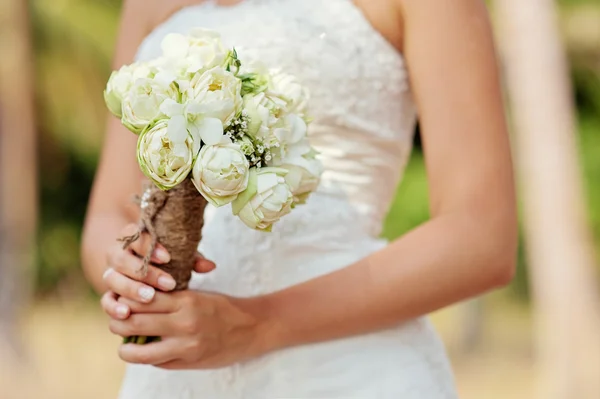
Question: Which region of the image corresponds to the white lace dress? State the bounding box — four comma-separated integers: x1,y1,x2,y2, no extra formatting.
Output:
118,0,458,397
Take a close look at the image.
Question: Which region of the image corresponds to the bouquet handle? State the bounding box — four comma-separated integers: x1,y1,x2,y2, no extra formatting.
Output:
119,178,207,344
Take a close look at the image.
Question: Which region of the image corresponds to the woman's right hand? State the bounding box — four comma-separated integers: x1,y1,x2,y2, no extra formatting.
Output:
100,223,216,321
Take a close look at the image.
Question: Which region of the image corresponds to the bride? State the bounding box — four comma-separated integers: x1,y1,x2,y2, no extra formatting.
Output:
82,0,517,397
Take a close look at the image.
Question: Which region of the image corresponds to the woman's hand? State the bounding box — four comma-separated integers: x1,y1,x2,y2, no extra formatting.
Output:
101,223,216,320
108,290,273,369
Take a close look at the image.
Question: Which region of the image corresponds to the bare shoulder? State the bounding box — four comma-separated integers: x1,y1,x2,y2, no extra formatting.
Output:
145,0,208,27
352,0,405,52
113,0,204,66
121,0,206,31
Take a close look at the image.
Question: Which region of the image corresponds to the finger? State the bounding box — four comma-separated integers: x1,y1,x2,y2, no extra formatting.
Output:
118,291,177,314
101,291,130,320
107,248,176,291
103,268,156,303
194,253,216,273
120,224,170,264
118,337,181,365
130,235,171,265
109,313,172,338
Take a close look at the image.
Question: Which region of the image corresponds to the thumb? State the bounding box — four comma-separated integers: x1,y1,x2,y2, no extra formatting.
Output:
194,252,216,274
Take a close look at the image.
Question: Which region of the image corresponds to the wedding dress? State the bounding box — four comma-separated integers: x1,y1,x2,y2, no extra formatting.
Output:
118,0,459,397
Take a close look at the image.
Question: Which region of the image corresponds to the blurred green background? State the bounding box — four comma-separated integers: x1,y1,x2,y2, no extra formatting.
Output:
33,0,600,297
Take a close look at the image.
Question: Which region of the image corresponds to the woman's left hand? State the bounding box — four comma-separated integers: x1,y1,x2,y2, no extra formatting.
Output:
109,290,275,369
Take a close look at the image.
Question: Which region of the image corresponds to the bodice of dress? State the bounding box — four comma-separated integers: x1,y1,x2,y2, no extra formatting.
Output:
135,0,417,239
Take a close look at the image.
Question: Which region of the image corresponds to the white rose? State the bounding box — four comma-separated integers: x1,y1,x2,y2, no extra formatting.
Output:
104,62,153,118
269,70,310,117
232,168,293,231
243,92,287,140
282,151,323,204
137,120,196,190
161,28,226,74
184,67,242,126
121,77,179,134
192,143,250,207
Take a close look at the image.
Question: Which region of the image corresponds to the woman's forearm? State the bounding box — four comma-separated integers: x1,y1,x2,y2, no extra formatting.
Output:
258,210,517,350
81,212,132,293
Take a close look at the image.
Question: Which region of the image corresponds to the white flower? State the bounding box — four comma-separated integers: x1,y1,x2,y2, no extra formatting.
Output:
271,114,311,164
137,120,196,190
243,92,287,140
192,143,250,207
236,51,269,76
160,99,224,148
270,70,310,117
235,57,271,95
161,28,226,74
281,150,323,204
121,77,179,134
104,62,153,118
232,168,293,231
184,67,242,126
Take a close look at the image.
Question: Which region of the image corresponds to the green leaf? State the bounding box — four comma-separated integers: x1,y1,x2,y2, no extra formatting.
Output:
121,118,144,135
232,169,258,215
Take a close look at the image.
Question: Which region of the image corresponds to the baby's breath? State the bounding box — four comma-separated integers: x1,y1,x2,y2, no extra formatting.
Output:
224,112,249,140
227,112,279,168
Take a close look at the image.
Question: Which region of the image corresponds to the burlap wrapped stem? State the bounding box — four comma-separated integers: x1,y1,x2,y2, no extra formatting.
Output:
119,178,207,344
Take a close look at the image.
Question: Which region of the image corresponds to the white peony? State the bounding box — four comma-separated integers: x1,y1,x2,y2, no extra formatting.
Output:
184,67,242,126
232,168,293,231
104,62,153,118
137,120,197,190
192,143,250,207
269,70,310,117
121,77,179,134
281,150,323,204
161,28,227,74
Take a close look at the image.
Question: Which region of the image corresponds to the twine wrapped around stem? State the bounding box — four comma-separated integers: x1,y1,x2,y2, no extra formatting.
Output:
118,178,208,344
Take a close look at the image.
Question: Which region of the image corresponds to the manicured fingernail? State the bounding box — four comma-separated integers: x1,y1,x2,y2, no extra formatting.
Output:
154,247,170,263
158,275,176,291
102,268,114,280
116,305,129,318
138,286,155,302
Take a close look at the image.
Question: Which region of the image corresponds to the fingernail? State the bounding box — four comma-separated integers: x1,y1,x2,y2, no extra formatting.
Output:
116,305,129,318
138,286,155,302
154,247,171,263
102,268,114,280
158,275,176,291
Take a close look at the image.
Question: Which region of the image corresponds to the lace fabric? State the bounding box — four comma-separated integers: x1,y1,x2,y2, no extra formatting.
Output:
119,1,458,397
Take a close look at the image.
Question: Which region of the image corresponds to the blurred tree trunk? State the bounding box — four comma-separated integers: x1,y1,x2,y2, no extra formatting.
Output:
0,0,36,352
494,1,600,398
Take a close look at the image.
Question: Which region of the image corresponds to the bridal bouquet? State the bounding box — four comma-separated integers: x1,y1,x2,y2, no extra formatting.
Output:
104,29,322,343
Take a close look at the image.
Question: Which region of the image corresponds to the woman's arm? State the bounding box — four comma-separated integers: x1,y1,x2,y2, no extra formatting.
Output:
257,0,518,350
